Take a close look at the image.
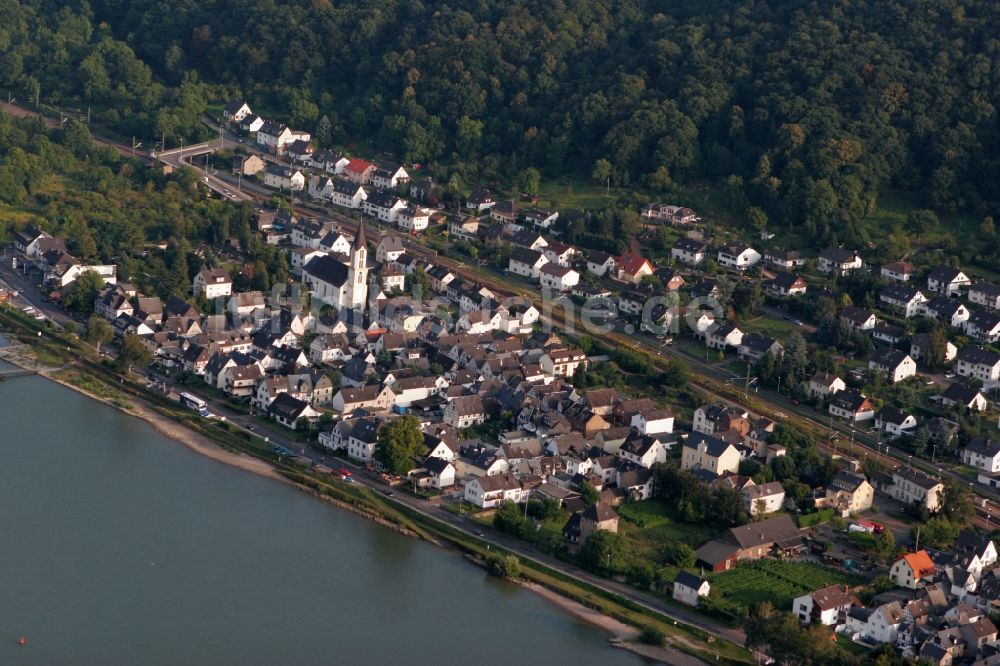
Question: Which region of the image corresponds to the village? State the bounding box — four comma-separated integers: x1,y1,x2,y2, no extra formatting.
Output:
6,97,1000,663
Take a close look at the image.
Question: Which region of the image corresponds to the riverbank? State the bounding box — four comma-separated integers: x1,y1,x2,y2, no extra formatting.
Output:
0,311,747,665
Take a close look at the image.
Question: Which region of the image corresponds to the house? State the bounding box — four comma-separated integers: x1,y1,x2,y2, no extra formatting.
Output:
694,515,803,572
868,348,917,383
419,457,456,490
370,165,409,190
642,204,698,225
586,250,617,277
672,238,708,265
193,268,233,299
256,121,310,153
768,272,807,297
307,175,337,200
562,502,618,545
539,264,579,292
845,602,904,645
738,333,782,362
717,243,761,270
705,322,743,350
448,216,479,241
376,236,406,264
681,433,740,476
397,206,431,233
672,571,711,607
962,437,1000,477
841,306,878,330
261,164,306,191
392,376,448,408
910,332,958,364
873,323,905,345
426,265,455,293
809,371,846,399
539,348,587,378
330,384,396,414
342,158,376,185
267,393,321,430
489,200,521,224
829,389,875,421
818,247,863,275
238,112,264,133
465,188,495,212
463,474,526,509
889,468,943,512
969,281,1000,310
743,481,785,516
825,472,875,515
635,408,675,436
443,395,485,429
655,267,686,292
881,284,927,318
542,241,576,268
618,436,669,469
508,247,548,279
233,153,265,176
922,297,970,329
616,254,654,284
764,249,806,269
524,208,558,228
692,404,749,436
793,585,857,626
223,99,252,123
955,347,1000,383
940,383,988,412
875,406,918,438
329,180,367,209
285,140,314,164
363,191,407,223
881,261,915,283
964,311,1000,344
926,266,971,296
890,550,937,589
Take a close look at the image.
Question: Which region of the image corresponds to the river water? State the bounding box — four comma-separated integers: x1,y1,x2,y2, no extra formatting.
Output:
0,367,643,665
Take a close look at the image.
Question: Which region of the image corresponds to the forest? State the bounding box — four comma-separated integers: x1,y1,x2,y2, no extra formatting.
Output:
1,0,1000,239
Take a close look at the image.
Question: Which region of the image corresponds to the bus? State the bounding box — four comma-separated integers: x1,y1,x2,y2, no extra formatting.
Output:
180,392,208,411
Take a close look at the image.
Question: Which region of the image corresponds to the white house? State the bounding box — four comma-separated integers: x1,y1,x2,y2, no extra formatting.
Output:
539,348,587,378
717,243,761,271
969,281,1000,310
330,180,367,209
193,268,233,299
742,481,785,516
955,347,1000,383
818,247,863,275
890,468,943,512
881,261,914,283
363,192,407,223
829,390,875,422
921,297,970,329
962,437,1000,473
965,311,1000,344
880,284,927,318
705,322,743,350
889,551,936,590
508,247,548,279
397,206,431,232
793,585,856,626
586,250,617,277
845,602,903,644
618,436,669,469
672,572,710,607
926,266,971,296
443,395,485,429
868,348,917,383
223,99,252,123
539,264,580,292
808,372,845,398
464,474,527,509
875,406,917,438
370,165,409,190
672,239,708,265
261,164,305,191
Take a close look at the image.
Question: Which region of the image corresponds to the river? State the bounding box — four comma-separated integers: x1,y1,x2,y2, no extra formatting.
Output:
0,365,645,665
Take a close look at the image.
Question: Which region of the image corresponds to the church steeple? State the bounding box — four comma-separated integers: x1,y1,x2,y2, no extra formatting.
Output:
352,221,367,254
347,222,368,309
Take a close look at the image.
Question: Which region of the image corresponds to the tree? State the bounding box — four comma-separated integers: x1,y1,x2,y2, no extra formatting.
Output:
115,333,152,372
578,529,626,574
485,553,521,579
939,479,975,527
663,541,696,568
62,270,105,315
373,415,425,476
746,206,768,232
84,315,113,351
517,168,541,195
982,216,996,237
578,481,599,506
924,327,949,372
592,158,613,195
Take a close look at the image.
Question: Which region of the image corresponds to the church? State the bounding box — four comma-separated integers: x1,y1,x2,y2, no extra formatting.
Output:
302,222,369,311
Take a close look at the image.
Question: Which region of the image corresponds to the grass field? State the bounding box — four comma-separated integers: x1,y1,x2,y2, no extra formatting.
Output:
711,560,863,611
618,499,723,566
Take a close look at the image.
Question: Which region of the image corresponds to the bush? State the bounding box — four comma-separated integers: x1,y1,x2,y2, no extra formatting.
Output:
638,625,667,647
797,508,835,528
485,553,521,579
